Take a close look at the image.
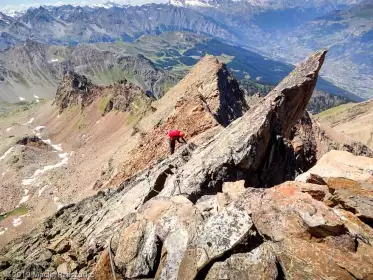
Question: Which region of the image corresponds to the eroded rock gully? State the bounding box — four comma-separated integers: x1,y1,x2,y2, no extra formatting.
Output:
2,50,373,279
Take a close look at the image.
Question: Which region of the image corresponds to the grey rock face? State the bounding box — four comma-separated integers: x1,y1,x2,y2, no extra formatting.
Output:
196,202,253,269
205,243,278,280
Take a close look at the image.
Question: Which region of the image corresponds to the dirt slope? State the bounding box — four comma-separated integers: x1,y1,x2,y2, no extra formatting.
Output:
319,99,373,149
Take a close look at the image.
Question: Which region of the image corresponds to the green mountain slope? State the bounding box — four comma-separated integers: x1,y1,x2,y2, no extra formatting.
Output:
0,31,357,114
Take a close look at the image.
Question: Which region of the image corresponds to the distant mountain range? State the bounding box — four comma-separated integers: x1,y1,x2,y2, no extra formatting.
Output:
0,31,356,118
0,0,371,99
170,0,361,9
264,1,373,99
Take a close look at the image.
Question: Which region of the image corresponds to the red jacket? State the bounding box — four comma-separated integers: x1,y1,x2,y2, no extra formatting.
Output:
168,130,182,140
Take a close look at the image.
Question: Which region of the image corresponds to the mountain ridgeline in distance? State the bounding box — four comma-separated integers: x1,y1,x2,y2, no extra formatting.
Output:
0,0,372,98
0,32,359,115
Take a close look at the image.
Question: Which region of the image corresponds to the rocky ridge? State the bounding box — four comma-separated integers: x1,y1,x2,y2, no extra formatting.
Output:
55,71,153,116
1,50,373,279
113,55,249,183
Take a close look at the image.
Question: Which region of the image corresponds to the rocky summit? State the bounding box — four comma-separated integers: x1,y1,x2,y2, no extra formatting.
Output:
55,71,154,115
1,50,373,280
112,55,249,183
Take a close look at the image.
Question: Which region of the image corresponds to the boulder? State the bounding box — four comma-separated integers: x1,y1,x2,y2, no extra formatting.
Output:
47,237,71,254
0,256,10,270
222,180,246,201
196,202,253,270
205,243,278,280
246,183,345,241
296,150,373,183
275,238,373,280
333,208,373,246
326,177,373,224
114,221,158,278
157,228,191,280
112,196,203,280
56,262,71,275
195,195,219,218
279,181,330,201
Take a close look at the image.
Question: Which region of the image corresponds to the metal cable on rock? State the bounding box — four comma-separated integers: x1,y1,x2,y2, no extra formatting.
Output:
108,235,117,280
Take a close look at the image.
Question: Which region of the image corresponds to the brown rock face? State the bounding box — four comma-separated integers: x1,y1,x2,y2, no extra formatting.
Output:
54,71,95,113
93,249,119,280
109,79,154,115
297,150,373,227
205,243,278,280
297,150,373,183
275,110,373,183
54,71,152,115
15,136,50,149
275,237,373,280
327,178,373,226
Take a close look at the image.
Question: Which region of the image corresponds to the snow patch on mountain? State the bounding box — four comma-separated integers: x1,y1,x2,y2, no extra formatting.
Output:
169,0,361,9
0,12,11,24
17,189,29,206
170,0,213,7
1,1,133,17
38,185,48,197
12,217,23,227
0,147,14,161
0,227,8,236
23,118,35,125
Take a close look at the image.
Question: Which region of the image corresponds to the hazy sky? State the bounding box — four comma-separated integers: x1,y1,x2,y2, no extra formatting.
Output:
0,0,167,10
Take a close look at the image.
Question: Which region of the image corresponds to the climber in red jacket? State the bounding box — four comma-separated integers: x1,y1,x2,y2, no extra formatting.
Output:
168,130,187,154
